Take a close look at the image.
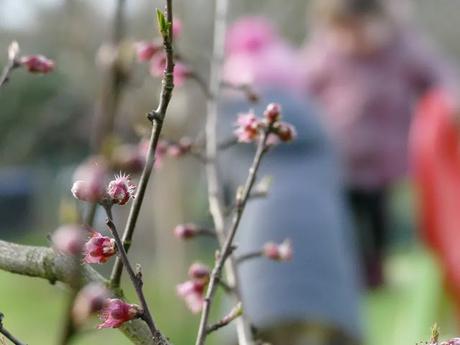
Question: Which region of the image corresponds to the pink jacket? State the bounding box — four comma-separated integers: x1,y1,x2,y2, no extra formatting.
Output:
302,29,456,189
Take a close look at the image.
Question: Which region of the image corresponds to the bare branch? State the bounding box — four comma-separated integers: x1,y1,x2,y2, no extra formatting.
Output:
0,313,27,345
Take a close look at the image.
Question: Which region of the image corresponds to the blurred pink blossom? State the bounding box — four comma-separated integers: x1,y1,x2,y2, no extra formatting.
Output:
83,231,116,264
234,112,261,143
51,224,85,256
19,55,54,74
176,280,206,313
97,298,141,329
263,239,293,262
72,283,110,326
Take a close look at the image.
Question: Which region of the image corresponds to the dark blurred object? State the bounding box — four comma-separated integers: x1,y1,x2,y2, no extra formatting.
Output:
0,168,33,237
410,89,460,317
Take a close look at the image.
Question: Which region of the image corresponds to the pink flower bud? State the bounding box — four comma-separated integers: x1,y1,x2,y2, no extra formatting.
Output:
167,137,192,158
97,298,142,329
72,283,110,326
188,262,210,283
263,239,293,261
72,157,108,203
275,122,297,142
173,223,198,239
172,18,183,39
83,231,116,264
19,55,54,74
107,173,136,206
176,280,206,314
234,112,261,143
135,41,161,62
51,224,85,256
263,103,281,123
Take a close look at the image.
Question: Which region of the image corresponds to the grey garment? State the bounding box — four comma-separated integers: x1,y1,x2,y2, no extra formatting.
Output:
217,89,363,340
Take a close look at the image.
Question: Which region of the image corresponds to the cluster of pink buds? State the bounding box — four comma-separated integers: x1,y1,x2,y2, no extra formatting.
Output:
19,55,54,74
51,224,86,256
83,231,117,264
135,19,189,86
263,239,293,262
72,283,110,326
176,262,210,313
234,103,297,144
71,160,136,206
97,298,142,329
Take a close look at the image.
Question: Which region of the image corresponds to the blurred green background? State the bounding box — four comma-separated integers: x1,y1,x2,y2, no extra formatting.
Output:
1,0,460,344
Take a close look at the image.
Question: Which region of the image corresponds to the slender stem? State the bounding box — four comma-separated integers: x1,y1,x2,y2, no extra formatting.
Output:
0,314,27,345
235,250,263,265
203,0,255,344
104,207,169,344
196,130,270,345
110,0,175,288
0,59,19,89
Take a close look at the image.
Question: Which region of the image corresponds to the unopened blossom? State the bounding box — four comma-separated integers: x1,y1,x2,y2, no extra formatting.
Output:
275,122,297,142
263,103,281,123
72,157,108,203
167,137,192,158
176,280,206,314
263,239,293,261
172,18,183,39
135,41,161,62
83,231,116,264
234,112,261,143
19,55,54,74
173,223,199,239
150,54,190,86
72,283,110,326
51,224,85,256
107,173,136,206
97,298,142,329
188,262,210,283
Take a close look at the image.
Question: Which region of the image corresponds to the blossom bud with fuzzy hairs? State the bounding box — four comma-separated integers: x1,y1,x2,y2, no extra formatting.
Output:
264,103,281,123
234,112,261,143
83,231,116,264
176,280,206,314
51,224,85,256
188,262,210,283
107,173,136,206
275,122,297,142
19,55,54,74
97,298,142,329
173,223,199,239
72,283,110,326
135,41,161,62
72,157,108,203
263,239,293,261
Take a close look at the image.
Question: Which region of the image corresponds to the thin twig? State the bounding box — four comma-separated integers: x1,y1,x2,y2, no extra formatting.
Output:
196,129,270,345
235,250,263,265
0,313,27,345
0,59,19,89
104,207,169,344
110,0,175,288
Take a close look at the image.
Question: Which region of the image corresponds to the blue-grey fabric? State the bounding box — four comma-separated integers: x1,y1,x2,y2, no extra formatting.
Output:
217,88,363,340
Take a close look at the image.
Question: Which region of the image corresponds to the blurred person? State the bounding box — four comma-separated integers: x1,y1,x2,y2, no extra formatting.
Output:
219,17,362,345
301,0,459,288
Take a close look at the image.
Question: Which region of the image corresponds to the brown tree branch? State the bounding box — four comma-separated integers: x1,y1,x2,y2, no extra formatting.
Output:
110,0,175,288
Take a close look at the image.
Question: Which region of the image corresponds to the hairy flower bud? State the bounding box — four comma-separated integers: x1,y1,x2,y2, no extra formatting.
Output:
234,112,261,143
97,298,142,329
263,239,293,261
107,173,136,206
83,231,116,264
263,103,281,123
72,283,110,326
176,280,206,314
173,223,199,239
51,224,85,256
19,55,54,74
188,262,210,283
